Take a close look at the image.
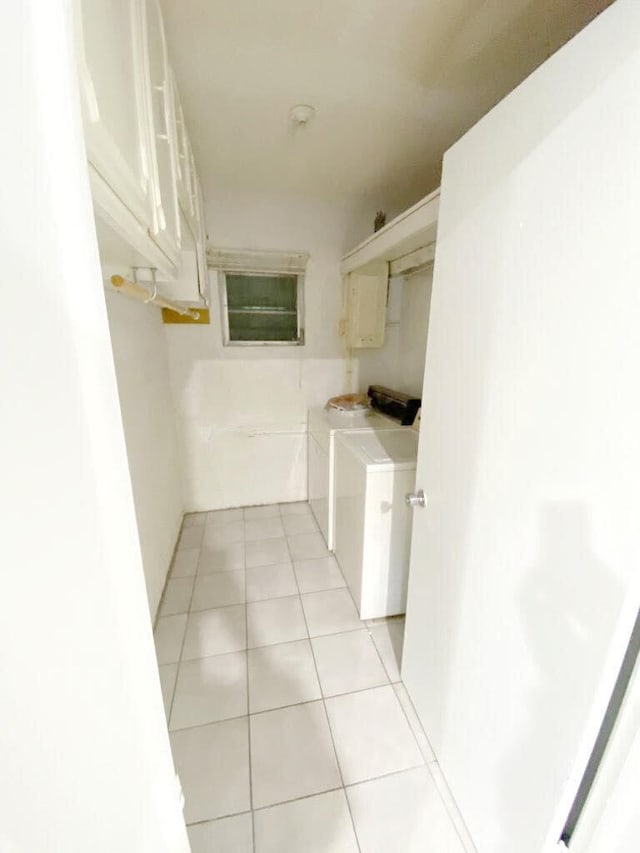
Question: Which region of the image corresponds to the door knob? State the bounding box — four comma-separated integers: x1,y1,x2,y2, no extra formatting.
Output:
405,489,427,508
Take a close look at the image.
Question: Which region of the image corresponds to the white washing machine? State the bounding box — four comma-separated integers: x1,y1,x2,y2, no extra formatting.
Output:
333,428,418,620
307,405,395,548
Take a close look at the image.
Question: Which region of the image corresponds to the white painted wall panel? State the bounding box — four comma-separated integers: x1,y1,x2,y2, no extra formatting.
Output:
0,4,188,850
105,291,184,618
356,268,432,398
165,191,371,509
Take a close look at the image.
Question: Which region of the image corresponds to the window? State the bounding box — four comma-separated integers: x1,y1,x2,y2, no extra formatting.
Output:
223,272,303,344
212,248,308,347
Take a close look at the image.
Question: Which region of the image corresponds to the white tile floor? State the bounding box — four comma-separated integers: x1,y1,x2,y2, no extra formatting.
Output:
155,501,471,853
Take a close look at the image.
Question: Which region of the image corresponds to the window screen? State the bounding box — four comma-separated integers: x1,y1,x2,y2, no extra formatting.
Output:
223,272,303,344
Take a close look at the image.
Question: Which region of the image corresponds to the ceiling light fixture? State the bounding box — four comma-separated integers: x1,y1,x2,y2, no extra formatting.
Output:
289,104,316,127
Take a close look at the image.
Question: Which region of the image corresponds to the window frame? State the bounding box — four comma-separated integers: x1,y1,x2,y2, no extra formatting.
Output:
217,268,306,347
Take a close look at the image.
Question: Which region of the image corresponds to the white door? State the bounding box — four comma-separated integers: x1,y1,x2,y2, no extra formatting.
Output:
402,4,640,853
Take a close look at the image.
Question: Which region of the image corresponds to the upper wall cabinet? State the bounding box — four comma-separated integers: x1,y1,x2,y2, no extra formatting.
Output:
140,0,181,265
76,0,152,227
171,74,195,221
191,163,209,299
75,0,207,300
340,188,440,349
346,264,388,349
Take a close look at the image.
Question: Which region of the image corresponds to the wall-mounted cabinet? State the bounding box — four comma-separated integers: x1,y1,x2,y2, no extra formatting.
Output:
172,74,195,221
76,0,152,227
76,0,207,302
345,265,388,349
140,0,181,266
340,187,440,351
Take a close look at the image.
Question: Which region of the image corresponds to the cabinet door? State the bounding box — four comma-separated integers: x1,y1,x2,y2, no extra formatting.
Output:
171,72,195,221
140,0,181,265
162,214,201,302
76,0,152,225
347,264,388,348
192,169,209,301
184,135,209,300
184,138,201,238
164,125,209,302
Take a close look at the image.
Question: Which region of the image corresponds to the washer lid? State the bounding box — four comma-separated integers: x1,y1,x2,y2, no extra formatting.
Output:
337,428,418,471
308,406,397,440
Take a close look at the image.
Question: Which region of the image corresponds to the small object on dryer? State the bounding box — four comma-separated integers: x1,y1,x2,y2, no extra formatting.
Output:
326,394,370,412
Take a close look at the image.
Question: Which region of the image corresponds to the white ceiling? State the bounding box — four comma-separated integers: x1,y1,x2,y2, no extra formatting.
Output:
161,0,613,217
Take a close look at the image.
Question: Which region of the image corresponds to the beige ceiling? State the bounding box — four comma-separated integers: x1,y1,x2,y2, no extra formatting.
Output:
161,0,613,216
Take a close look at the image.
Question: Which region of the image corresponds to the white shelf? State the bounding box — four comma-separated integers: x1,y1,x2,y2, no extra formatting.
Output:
340,187,440,275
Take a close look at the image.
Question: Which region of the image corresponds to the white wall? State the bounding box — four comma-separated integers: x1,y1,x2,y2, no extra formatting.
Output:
105,291,184,618
0,4,189,851
164,189,371,510
356,267,433,398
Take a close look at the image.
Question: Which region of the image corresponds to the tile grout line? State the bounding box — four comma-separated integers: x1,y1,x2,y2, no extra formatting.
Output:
353,599,429,764
192,546,336,577
424,761,478,853
166,528,202,736
165,607,373,661
332,558,404,689
241,537,257,853
334,563,448,835
283,522,364,853
365,615,403,684
168,670,404,733
193,586,349,613
390,681,430,767
186,757,440,831
154,518,188,629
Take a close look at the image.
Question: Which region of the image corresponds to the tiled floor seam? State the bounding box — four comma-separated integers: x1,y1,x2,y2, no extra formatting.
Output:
247,765,432,836
391,685,432,765
283,532,363,853
367,621,400,684
186,807,252,827
241,539,257,852
342,761,430,790
194,552,335,576
170,678,410,732
154,520,191,630
168,617,374,655
185,764,437,829
426,760,478,852
167,557,199,725
363,617,421,756
183,593,368,630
